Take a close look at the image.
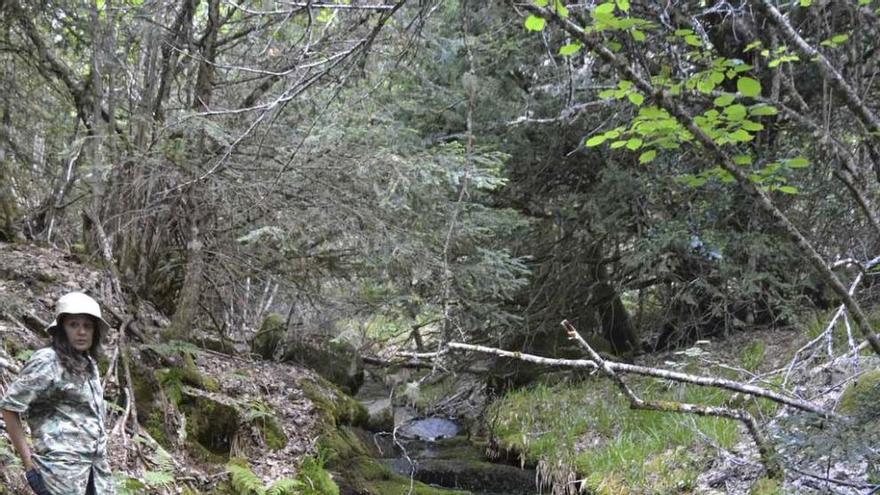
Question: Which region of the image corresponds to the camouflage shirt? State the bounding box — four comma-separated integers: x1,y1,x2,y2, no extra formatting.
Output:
0,348,115,495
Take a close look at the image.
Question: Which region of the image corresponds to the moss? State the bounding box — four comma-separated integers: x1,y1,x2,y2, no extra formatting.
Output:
258,416,288,451
750,477,783,495
318,426,367,464
838,370,880,419
144,410,171,449
283,338,364,394
297,456,340,495
301,377,369,428
360,479,470,495
335,456,471,495
252,313,286,359
181,395,239,463
488,379,738,494
183,353,220,392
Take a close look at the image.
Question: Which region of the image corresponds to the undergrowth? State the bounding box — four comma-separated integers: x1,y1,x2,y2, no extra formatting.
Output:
488,377,741,494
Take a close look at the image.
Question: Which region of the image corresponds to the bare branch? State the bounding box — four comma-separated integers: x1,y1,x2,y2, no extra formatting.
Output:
445,341,831,417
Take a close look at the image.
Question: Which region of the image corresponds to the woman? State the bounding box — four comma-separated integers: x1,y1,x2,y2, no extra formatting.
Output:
1,292,115,495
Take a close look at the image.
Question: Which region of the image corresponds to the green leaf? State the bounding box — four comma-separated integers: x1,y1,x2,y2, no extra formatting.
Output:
616,0,631,11
674,29,693,36
559,42,583,56
714,94,735,107
586,135,607,147
525,15,546,31
741,120,764,131
684,35,702,47
626,138,643,150
598,89,616,99
777,185,799,194
737,77,762,97
730,129,753,142
724,104,747,120
628,93,645,106
749,104,779,116
611,140,628,149
631,29,646,41
553,0,569,17
786,157,810,168
744,40,762,52
733,154,753,165
639,150,657,163
698,79,716,94
595,3,615,15
534,0,549,6
800,0,811,6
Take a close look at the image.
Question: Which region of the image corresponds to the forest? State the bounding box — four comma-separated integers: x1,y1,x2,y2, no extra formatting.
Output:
0,0,879,494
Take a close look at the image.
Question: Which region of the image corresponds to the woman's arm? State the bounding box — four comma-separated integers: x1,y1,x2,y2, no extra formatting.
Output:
2,408,34,470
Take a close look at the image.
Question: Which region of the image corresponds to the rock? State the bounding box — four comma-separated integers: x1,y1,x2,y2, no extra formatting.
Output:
397,417,460,442
363,397,393,432
281,337,364,395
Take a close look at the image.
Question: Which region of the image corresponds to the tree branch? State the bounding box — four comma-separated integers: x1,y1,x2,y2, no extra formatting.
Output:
515,2,880,358
445,340,831,417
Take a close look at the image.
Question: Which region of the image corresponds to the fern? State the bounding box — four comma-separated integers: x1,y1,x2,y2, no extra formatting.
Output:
266,479,303,495
144,470,175,487
227,461,306,495
227,462,267,495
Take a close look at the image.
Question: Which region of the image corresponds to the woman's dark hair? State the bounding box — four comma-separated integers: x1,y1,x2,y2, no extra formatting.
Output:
51,314,102,378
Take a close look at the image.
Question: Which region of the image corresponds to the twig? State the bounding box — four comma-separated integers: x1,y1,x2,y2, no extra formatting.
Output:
783,255,880,385
788,465,874,490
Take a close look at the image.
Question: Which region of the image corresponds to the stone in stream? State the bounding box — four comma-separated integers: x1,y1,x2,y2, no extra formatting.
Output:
397,417,460,441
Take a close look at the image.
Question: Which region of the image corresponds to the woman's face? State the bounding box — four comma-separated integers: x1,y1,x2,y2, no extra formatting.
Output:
63,314,95,352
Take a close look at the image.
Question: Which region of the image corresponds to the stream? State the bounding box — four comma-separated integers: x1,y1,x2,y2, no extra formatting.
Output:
356,376,539,495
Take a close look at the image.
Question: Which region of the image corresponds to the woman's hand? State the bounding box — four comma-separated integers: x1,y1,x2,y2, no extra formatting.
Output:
25,468,52,495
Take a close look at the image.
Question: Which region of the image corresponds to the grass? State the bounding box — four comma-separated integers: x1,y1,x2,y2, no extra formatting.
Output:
488,377,741,494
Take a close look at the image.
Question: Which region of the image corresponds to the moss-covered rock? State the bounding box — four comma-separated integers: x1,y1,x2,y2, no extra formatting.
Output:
283,337,364,395
838,369,880,420
302,376,369,428
181,394,240,463
252,313,286,359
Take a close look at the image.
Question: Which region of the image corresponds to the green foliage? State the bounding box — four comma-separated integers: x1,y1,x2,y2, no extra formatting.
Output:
296,456,339,495
838,370,880,419
244,400,288,450
488,379,739,493
227,460,304,495
524,15,546,32
740,339,767,372
228,461,269,495
751,477,783,495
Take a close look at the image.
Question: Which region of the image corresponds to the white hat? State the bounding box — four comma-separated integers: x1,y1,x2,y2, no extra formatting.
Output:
46,292,111,336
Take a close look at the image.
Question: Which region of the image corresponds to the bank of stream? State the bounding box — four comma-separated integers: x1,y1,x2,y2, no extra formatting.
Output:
350,373,538,495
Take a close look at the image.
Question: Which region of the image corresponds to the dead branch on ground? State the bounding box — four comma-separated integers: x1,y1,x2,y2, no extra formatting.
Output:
560,320,783,478
445,342,831,417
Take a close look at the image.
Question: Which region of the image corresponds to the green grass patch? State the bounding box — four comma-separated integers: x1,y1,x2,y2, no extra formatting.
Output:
488,378,741,494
